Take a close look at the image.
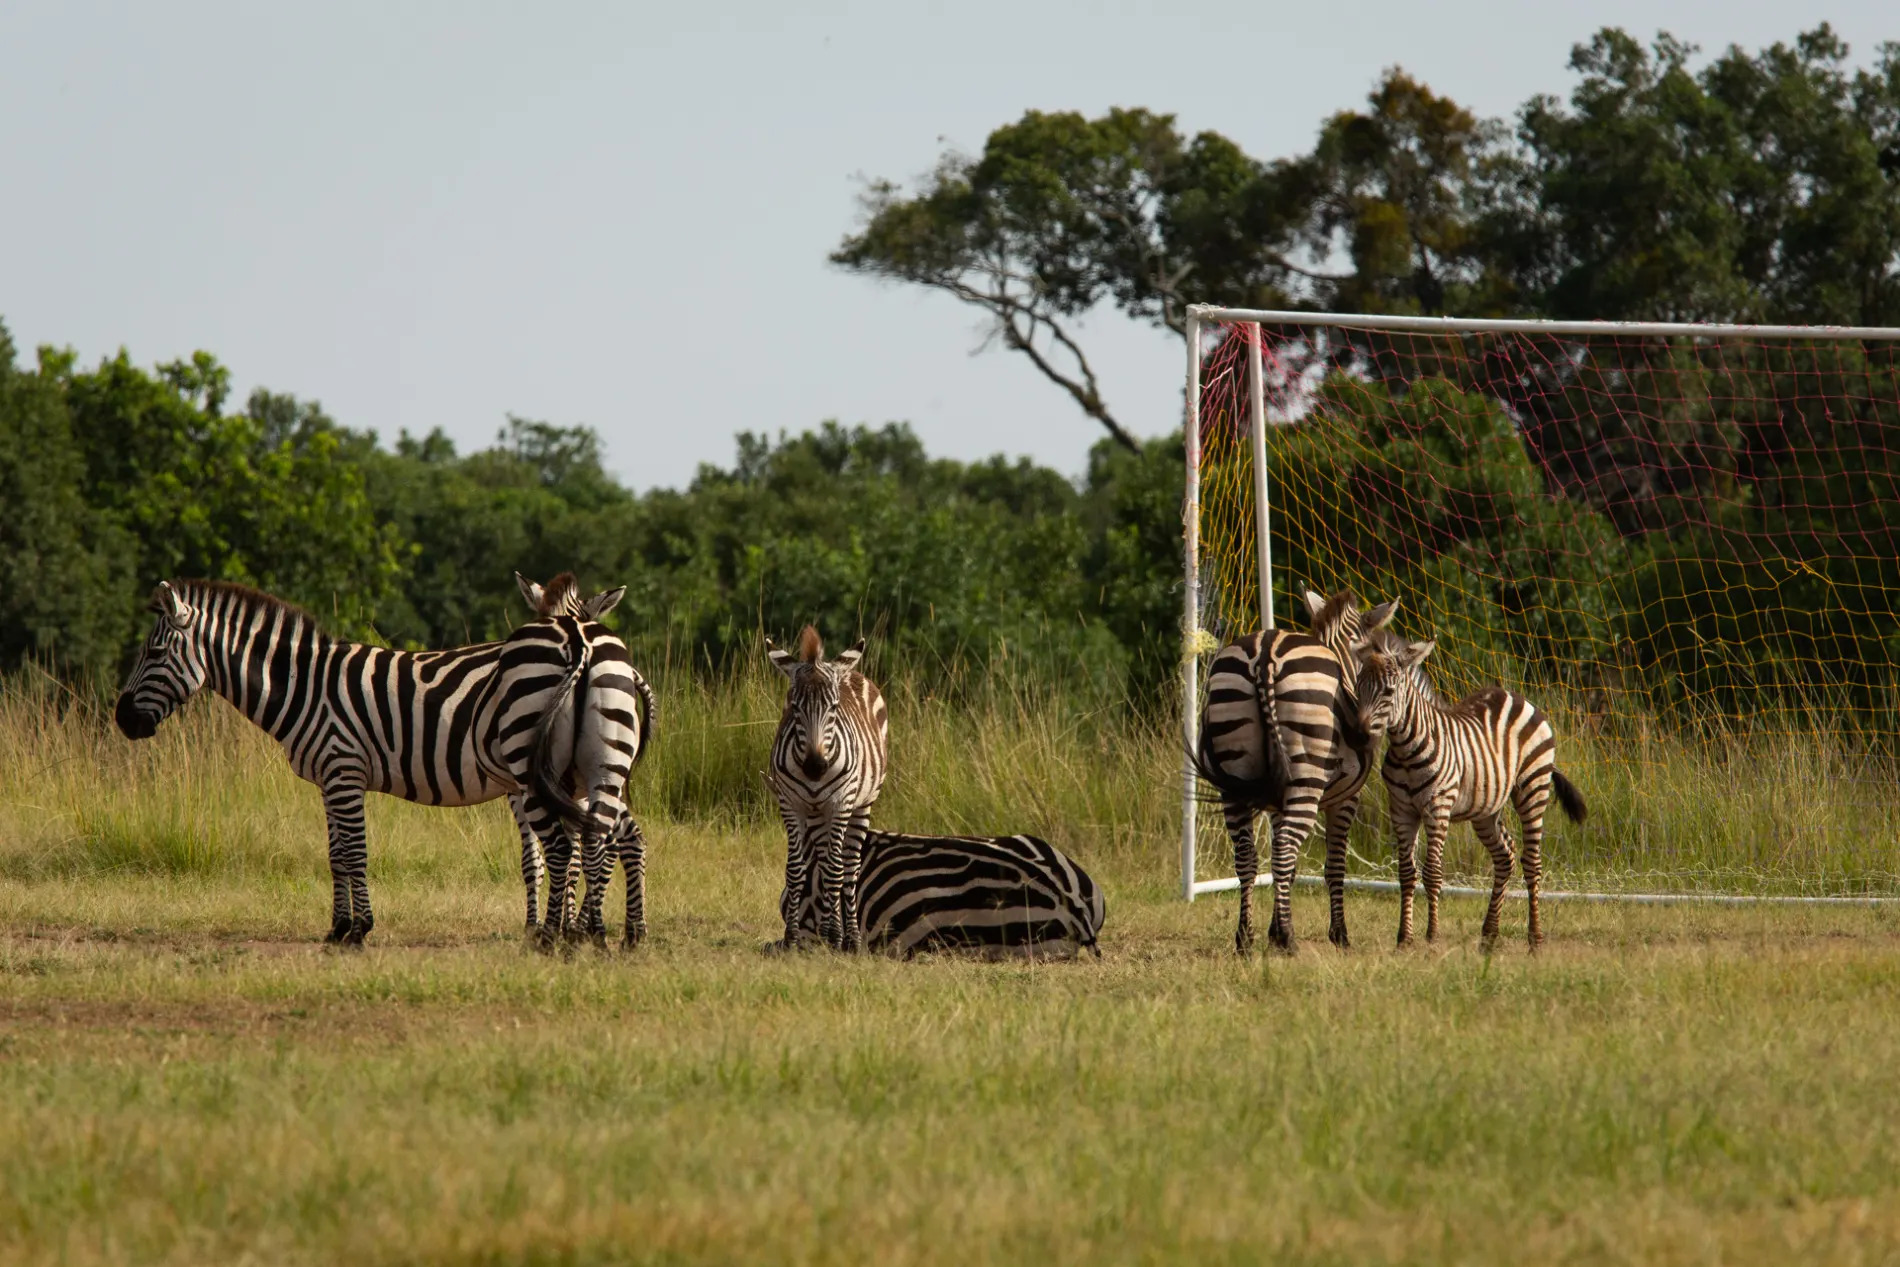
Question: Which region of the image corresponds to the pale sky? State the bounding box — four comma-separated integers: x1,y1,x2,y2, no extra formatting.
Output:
2,1,1893,490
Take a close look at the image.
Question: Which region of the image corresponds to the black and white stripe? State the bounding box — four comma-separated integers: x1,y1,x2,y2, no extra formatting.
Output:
112,577,630,945
1353,629,1588,949
1298,590,1399,948
495,576,654,948
789,831,1106,958
765,626,888,951
1192,590,1398,954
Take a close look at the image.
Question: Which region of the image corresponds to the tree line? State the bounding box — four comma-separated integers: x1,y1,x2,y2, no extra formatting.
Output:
0,322,1183,696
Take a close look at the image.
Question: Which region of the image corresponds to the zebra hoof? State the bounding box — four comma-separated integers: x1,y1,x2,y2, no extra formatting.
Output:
532,928,561,955
324,918,351,945
622,925,646,950
1328,926,1351,949
1234,926,1254,956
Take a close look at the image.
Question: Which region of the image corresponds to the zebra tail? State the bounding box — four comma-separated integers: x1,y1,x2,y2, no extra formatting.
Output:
631,673,657,767
530,639,591,823
1185,655,1290,814
1551,769,1587,823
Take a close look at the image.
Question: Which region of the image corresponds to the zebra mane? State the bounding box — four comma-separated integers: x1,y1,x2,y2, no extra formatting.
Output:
172,579,320,629
1307,590,1361,636
537,572,579,617
1362,627,1438,704
797,625,823,664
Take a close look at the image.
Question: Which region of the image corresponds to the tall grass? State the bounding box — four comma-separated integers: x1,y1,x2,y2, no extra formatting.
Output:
3,666,1895,897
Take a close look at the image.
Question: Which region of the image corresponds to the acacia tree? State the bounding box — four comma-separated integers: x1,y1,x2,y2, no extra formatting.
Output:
832,84,1493,447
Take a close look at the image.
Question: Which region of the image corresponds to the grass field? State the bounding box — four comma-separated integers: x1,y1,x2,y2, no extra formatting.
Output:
4,675,1900,1265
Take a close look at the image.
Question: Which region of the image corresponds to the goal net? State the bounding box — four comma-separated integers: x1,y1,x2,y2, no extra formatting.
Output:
1181,308,1900,902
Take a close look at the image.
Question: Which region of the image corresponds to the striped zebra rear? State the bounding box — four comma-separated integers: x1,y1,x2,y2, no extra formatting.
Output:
793,832,1105,959
496,577,655,948
1192,627,1346,953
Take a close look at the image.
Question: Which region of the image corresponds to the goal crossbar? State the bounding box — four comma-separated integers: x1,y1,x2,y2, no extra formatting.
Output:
1179,307,1900,903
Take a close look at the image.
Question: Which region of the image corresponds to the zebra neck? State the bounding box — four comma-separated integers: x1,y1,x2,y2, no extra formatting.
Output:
1387,686,1444,755
201,599,333,741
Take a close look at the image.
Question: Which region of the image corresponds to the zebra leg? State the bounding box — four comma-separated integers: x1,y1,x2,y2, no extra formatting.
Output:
536,821,576,953
1391,802,1422,947
1322,795,1360,948
321,782,374,946
616,816,648,949
1421,798,1453,944
1514,785,1551,950
777,806,813,950
838,809,871,953
1224,799,1259,954
1472,813,1517,952
1266,790,1321,954
508,794,544,933
815,816,851,951
578,819,613,949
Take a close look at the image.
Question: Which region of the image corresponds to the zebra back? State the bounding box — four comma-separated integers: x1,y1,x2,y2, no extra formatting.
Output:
796,831,1106,958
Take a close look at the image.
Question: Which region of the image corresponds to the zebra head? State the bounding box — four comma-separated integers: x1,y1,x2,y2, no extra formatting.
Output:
115,581,208,740
766,625,866,780
1351,629,1435,739
514,571,626,621
1303,588,1399,676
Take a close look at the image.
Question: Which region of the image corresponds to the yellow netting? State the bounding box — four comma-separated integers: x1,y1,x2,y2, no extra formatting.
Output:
1193,321,1900,889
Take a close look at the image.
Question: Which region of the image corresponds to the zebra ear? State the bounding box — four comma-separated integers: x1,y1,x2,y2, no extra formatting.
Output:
1364,598,1400,632
836,638,866,670
515,572,544,613
1402,639,1436,669
765,637,797,677
155,582,191,627
583,587,625,620
1303,589,1326,619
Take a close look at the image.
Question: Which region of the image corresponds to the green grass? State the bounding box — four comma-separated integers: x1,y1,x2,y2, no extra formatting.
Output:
4,676,1900,1264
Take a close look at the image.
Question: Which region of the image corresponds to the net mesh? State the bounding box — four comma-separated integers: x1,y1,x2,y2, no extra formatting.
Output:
1194,320,1900,893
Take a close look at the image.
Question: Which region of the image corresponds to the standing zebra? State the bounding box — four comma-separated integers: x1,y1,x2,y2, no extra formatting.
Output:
765,627,888,951
509,571,626,933
497,574,654,948
1352,630,1588,950
113,577,623,945
1193,590,1397,953
1299,590,1398,948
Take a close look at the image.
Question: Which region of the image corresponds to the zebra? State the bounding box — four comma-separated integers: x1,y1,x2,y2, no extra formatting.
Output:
113,576,621,945
1351,629,1588,950
509,571,626,933
496,574,655,949
788,831,1106,959
1298,590,1399,948
765,626,888,951
1192,590,1397,954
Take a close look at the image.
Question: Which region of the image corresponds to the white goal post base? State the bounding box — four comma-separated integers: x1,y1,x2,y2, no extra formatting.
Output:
1190,873,1899,906
1179,305,1900,904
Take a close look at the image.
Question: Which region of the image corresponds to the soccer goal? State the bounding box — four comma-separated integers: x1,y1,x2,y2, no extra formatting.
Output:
1179,306,1900,902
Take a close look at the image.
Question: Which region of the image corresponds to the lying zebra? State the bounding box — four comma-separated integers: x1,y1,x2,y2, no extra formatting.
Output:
783,831,1106,958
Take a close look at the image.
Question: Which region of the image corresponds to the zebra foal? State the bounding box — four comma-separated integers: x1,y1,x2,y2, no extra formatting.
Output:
1352,630,1588,950
765,626,888,951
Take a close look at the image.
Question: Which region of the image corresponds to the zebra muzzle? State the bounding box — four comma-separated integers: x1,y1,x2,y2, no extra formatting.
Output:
115,694,158,740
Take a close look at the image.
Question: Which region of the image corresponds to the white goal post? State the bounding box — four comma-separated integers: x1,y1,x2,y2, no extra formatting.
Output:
1178,304,1900,903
